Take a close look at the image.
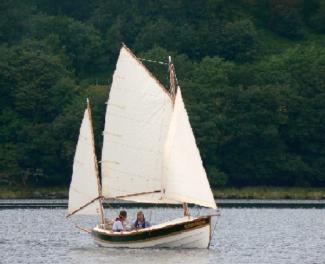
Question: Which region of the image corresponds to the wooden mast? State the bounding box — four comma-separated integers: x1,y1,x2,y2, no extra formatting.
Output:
168,56,177,101
87,98,105,225
168,56,189,217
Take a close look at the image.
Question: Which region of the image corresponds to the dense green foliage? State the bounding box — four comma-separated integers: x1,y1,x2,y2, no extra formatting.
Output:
0,0,324,187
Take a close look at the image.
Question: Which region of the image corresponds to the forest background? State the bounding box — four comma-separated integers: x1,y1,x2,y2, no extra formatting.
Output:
0,0,324,196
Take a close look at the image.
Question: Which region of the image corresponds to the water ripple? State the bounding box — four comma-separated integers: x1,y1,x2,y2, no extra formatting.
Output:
0,206,324,264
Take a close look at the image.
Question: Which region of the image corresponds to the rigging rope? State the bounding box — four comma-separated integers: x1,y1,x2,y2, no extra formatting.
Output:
138,57,168,65
138,56,179,95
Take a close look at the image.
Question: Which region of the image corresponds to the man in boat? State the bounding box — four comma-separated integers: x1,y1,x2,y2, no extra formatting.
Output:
112,210,127,232
132,211,151,230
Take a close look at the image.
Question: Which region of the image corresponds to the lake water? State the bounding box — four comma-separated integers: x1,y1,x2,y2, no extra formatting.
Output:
1,203,325,264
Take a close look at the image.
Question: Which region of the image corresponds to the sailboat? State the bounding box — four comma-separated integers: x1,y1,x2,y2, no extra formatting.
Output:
67,44,217,248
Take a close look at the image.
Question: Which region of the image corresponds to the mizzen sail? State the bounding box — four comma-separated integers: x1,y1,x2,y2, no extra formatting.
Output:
163,88,217,209
101,46,175,203
68,101,102,215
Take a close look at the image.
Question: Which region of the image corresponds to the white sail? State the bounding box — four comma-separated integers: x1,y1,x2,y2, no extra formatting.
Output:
68,104,101,215
101,45,176,203
163,87,217,209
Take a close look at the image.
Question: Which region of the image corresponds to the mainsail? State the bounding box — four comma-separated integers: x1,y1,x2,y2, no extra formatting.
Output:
101,45,175,203
163,88,217,209
100,45,216,208
68,101,102,215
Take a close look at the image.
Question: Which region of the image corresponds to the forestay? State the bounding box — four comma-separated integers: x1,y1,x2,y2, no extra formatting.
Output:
163,87,217,209
101,46,176,203
68,105,101,215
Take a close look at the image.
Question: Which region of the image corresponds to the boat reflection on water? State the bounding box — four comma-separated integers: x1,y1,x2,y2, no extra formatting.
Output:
69,247,215,264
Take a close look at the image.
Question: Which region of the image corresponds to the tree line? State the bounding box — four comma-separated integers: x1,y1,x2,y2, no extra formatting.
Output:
0,0,324,187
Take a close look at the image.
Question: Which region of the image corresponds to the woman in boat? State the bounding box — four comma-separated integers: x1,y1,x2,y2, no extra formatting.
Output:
112,210,127,232
132,211,151,230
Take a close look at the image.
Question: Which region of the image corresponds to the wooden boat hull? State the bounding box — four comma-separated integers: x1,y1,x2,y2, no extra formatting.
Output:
91,215,212,248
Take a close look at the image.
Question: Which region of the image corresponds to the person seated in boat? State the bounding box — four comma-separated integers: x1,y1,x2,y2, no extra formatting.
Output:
132,211,151,230
112,210,127,232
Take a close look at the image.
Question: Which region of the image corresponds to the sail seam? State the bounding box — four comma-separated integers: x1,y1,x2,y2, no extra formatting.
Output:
70,185,94,200
103,140,161,153
166,192,216,208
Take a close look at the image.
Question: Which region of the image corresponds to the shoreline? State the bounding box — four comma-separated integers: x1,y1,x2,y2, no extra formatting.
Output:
213,187,325,200
1,199,325,209
0,186,325,200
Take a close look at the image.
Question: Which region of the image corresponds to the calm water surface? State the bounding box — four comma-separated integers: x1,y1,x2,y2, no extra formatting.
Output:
1,204,325,264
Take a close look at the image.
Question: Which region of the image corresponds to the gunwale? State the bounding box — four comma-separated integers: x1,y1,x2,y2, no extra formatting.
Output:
92,216,211,243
